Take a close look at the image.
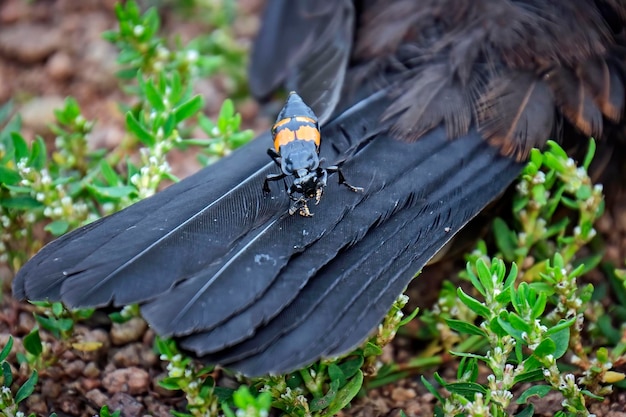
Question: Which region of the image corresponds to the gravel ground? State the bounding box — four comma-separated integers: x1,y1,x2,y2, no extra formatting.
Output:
1,1,626,416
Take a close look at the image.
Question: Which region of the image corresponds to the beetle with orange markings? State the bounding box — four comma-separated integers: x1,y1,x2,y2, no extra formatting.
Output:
263,91,363,216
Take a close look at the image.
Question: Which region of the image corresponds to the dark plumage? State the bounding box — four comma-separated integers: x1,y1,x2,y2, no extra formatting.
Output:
13,0,626,375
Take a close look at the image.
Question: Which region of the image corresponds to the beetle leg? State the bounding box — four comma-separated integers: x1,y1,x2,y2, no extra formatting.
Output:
267,148,282,167
288,197,312,217
299,203,313,217
263,172,286,193
315,168,327,204
326,165,364,192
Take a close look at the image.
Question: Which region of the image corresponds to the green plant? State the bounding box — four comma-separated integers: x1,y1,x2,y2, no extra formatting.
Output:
1,1,254,413
0,336,38,417
154,294,418,417
416,140,625,416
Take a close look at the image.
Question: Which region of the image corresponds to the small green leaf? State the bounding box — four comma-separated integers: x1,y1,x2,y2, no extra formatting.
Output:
0,335,13,361
100,160,120,186
497,313,524,340
218,99,235,123
581,389,604,401
546,140,568,159
11,132,29,160
338,356,364,379
0,196,42,209
23,328,42,357
446,319,486,337
444,381,487,397
324,370,363,417
45,220,70,236
582,138,596,170
0,165,22,185
15,370,38,404
328,363,346,386
28,137,47,170
126,112,155,146
213,386,235,403
2,361,12,387
493,217,517,261
575,184,592,200
144,80,165,112
88,184,137,199
533,338,556,360
363,342,383,357
548,326,570,359
421,375,445,403
174,95,204,124
51,302,64,317
310,379,339,412
457,288,490,318
517,385,552,404
398,306,420,327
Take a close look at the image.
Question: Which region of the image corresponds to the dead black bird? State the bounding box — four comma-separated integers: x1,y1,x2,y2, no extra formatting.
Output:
12,0,626,376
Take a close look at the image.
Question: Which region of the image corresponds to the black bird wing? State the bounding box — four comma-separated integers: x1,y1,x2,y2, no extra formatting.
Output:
13,0,626,376
249,0,354,122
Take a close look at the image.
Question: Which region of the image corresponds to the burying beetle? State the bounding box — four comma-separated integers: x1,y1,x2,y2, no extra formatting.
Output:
263,92,363,216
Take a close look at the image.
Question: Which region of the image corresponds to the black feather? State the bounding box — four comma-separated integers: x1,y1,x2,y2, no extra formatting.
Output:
249,0,354,122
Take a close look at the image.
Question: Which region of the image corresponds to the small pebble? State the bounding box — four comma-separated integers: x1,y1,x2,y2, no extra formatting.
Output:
0,22,62,63
46,51,74,81
111,317,148,345
83,361,101,378
85,388,108,408
25,394,49,415
108,392,146,417
65,359,86,378
391,387,417,402
81,377,101,392
20,95,66,135
103,367,150,395
41,377,62,398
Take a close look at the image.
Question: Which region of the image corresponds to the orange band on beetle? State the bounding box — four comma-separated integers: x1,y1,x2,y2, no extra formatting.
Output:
274,129,297,150
272,118,291,131
294,125,320,147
